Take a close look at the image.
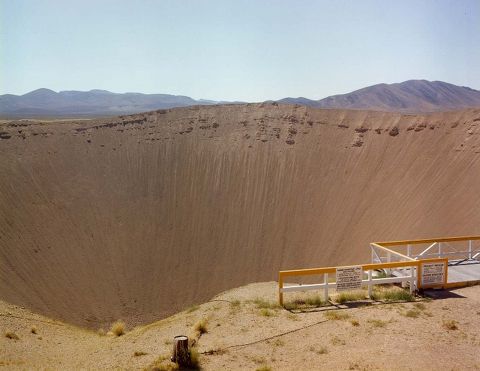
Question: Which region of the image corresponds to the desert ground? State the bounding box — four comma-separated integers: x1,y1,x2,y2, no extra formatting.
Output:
1,104,480,333
1,282,480,370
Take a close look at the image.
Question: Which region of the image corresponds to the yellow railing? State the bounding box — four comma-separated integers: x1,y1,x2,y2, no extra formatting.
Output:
278,258,448,306
374,235,480,247
278,235,479,306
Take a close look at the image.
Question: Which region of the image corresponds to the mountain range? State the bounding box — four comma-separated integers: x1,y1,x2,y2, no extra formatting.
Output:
279,80,480,112
1,80,480,118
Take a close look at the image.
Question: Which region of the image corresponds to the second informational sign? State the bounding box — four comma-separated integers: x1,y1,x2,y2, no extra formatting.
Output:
336,266,363,291
421,262,446,286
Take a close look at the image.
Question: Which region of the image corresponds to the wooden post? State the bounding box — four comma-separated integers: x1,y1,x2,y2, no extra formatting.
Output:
171,335,190,366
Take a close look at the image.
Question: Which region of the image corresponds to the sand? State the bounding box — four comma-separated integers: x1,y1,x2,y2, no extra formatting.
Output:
1,282,480,370
1,103,480,331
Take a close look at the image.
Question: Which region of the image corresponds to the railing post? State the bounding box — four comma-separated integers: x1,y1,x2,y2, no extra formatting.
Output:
407,244,412,258
438,242,442,258
324,273,329,302
386,252,391,275
368,270,372,298
279,273,284,306
409,267,414,294
468,240,472,260
371,244,374,263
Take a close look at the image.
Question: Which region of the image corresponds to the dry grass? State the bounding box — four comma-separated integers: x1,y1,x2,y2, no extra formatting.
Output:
186,305,200,313
331,336,346,346
335,290,366,304
189,347,201,369
5,331,19,340
317,346,328,354
151,361,179,371
371,286,414,302
324,310,350,321
414,302,426,310
443,319,458,330
284,294,326,310
350,319,360,327
255,366,272,371
148,354,179,371
310,345,328,354
404,309,421,318
272,338,285,347
259,308,274,317
367,319,388,328
253,298,280,310
193,318,208,334
110,320,126,336
134,351,148,357
30,326,37,334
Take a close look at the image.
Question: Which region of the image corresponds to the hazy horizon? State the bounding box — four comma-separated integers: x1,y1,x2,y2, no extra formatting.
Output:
1,0,479,101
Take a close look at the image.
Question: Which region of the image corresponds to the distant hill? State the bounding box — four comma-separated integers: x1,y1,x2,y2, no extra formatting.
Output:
278,80,480,112
3,80,480,118
0,88,237,118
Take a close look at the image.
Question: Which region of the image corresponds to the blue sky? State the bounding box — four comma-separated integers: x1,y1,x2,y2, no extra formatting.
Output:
1,0,479,101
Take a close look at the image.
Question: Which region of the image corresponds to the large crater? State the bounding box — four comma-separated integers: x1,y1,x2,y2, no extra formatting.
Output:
1,104,479,329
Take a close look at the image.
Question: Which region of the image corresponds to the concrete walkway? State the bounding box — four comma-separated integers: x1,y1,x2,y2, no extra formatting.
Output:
447,259,480,283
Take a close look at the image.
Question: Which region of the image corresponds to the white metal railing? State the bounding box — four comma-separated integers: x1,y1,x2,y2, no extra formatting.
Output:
374,238,480,264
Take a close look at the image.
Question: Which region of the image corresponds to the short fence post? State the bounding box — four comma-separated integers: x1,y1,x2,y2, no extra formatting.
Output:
368,270,372,298
468,240,472,260
407,244,411,258
324,273,329,302
438,242,442,258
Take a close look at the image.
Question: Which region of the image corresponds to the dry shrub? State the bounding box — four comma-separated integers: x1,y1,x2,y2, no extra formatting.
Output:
110,320,126,336
31,326,38,334
134,351,148,357
443,319,458,330
350,319,360,327
193,318,208,335
5,331,19,340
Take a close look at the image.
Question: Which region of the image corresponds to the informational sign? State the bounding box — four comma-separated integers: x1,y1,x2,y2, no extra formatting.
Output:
336,266,363,292
421,262,446,286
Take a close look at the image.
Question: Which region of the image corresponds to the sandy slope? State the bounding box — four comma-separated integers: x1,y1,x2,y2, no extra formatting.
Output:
1,282,480,370
1,104,480,330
